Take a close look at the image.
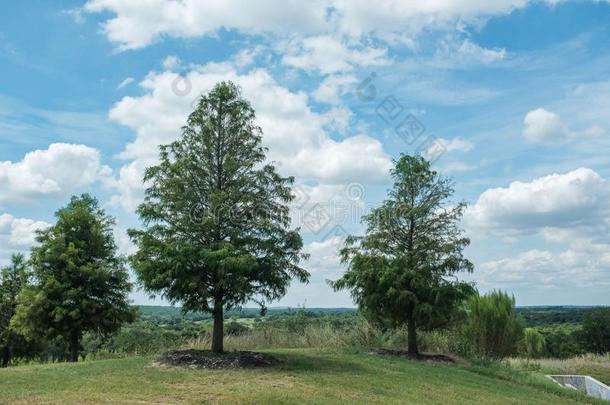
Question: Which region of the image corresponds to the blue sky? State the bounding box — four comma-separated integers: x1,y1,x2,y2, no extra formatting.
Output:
1,0,610,307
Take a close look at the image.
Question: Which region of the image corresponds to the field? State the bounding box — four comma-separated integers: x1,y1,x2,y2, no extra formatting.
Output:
0,349,604,404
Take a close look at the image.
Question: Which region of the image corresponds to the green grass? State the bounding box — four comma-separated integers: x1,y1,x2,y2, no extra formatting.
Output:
0,349,603,404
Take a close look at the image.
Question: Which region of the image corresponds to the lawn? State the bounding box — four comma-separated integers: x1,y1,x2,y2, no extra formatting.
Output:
0,349,602,404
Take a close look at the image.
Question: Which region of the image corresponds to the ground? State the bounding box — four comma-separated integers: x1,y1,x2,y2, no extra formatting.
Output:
0,349,603,404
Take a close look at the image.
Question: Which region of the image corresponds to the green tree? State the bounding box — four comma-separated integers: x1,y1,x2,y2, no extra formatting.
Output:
129,81,309,353
13,194,134,362
331,155,474,355
582,307,610,354
463,291,524,359
521,328,546,358
0,254,30,367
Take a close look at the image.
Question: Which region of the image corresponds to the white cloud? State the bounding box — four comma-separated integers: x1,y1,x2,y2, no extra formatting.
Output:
523,108,567,143
455,39,506,63
523,107,604,143
106,64,391,211
162,55,181,70
421,136,474,163
83,0,531,51
465,167,610,297
281,36,389,74
465,167,610,238
478,245,610,290
435,37,506,67
0,143,111,203
0,213,49,249
84,0,330,50
436,137,474,154
331,0,530,37
313,74,358,105
304,235,345,274
117,77,134,89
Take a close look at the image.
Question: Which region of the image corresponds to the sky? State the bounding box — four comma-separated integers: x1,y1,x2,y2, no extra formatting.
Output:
1,0,610,307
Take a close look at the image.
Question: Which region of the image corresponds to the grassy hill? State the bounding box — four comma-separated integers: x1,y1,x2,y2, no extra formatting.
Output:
0,349,602,404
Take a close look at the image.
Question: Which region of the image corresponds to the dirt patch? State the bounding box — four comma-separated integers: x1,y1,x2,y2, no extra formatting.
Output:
379,349,456,364
155,349,280,370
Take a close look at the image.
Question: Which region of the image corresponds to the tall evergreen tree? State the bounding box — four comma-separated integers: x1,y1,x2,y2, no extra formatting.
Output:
13,194,134,362
331,155,474,355
0,254,29,367
129,81,309,353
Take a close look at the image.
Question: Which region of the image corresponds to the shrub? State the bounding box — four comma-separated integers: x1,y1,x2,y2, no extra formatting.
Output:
225,321,250,336
520,328,546,358
537,325,584,358
582,307,610,354
462,291,524,359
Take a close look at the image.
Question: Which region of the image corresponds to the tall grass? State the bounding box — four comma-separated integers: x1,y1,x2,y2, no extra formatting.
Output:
185,321,459,354
507,353,610,384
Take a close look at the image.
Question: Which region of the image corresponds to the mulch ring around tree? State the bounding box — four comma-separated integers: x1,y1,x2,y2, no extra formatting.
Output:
154,349,280,369
378,349,456,364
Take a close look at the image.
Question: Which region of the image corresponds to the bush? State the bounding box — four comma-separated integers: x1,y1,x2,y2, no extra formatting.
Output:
582,307,610,354
225,321,250,336
520,328,546,358
537,324,584,358
462,291,524,359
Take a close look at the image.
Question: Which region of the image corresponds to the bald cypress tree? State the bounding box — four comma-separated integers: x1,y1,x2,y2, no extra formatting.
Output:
129,81,309,353
13,195,134,362
331,155,474,355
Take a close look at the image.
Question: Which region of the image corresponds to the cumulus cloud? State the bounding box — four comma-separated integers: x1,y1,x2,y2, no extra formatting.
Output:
304,235,345,274
466,167,610,295
0,143,111,203
106,64,392,211
478,245,610,290
0,213,49,251
523,108,568,143
523,107,604,143
464,167,610,238
313,74,358,105
83,0,530,50
84,0,330,50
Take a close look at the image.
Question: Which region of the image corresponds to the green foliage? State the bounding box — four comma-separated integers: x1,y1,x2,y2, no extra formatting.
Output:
12,194,135,362
536,324,585,358
0,254,32,366
462,291,524,359
331,155,474,354
521,328,546,358
582,307,610,354
517,306,592,326
225,321,250,336
129,81,308,353
82,320,200,358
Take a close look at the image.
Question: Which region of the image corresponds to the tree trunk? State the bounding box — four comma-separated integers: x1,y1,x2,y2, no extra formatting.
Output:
68,330,80,362
407,313,418,355
211,300,224,354
1,346,10,367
